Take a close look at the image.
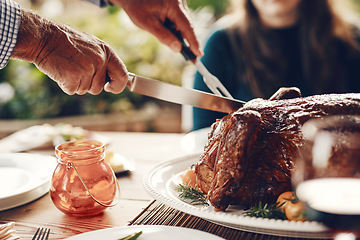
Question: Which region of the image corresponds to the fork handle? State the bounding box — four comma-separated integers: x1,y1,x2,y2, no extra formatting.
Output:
163,18,197,61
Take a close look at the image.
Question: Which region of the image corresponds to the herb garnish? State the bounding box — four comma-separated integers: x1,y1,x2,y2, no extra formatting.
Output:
176,183,209,206
118,231,142,240
244,201,286,220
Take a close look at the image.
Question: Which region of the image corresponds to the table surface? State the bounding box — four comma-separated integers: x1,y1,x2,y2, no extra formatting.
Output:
0,131,190,239
0,131,351,240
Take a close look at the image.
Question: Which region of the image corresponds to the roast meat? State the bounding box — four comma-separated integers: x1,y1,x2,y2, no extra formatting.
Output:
195,88,360,211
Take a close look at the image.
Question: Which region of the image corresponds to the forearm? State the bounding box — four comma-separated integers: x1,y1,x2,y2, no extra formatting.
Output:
11,8,50,63
8,3,128,95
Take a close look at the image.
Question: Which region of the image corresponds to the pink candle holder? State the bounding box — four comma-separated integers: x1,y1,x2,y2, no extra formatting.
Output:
50,140,120,217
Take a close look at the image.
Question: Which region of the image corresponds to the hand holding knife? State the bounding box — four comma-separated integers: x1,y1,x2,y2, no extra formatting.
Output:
106,19,245,113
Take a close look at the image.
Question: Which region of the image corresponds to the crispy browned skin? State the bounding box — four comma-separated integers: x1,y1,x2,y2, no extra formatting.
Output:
195,89,360,211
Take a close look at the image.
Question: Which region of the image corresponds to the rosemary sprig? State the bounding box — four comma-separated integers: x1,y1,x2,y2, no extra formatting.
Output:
244,201,286,220
176,183,209,206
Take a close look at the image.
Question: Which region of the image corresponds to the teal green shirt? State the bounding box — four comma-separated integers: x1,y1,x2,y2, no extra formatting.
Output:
193,27,360,130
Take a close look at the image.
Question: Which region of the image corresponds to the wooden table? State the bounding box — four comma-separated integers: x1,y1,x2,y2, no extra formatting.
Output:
0,131,340,240
0,132,189,239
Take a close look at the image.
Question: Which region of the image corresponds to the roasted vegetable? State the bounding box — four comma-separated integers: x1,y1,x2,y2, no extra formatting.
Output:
277,191,306,222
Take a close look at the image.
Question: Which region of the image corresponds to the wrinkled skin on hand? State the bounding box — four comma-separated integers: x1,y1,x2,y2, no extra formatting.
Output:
114,0,202,57
12,9,128,95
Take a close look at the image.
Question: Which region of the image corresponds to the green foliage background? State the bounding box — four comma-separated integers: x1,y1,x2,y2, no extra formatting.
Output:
0,0,228,119
2,0,359,120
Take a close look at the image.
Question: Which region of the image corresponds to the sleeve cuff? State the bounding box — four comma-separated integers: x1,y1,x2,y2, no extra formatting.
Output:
0,0,21,69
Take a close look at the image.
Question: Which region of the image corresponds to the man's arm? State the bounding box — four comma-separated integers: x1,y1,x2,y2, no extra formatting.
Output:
10,6,128,95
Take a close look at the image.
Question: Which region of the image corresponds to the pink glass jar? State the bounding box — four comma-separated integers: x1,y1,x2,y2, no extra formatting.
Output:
50,140,118,217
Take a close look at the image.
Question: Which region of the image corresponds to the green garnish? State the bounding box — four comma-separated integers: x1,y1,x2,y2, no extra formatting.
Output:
118,231,142,240
244,201,286,220
61,134,84,141
176,183,209,206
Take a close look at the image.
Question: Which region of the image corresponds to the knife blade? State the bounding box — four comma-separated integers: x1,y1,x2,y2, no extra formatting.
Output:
127,73,245,113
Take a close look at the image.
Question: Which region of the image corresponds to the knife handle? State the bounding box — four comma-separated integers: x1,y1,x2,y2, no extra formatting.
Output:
105,72,135,89
163,18,196,61
127,72,136,88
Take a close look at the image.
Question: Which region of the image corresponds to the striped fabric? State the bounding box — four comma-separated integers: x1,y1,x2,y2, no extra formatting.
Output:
0,0,20,69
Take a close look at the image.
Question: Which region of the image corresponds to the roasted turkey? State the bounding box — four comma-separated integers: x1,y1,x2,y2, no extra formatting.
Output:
195,88,360,211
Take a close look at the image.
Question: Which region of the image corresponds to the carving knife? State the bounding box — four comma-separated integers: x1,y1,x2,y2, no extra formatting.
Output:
127,73,245,113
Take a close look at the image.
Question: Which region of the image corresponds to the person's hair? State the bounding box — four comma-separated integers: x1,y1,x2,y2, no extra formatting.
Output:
227,0,360,98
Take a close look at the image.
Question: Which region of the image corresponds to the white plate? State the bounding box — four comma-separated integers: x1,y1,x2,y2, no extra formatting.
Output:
180,127,211,154
0,153,57,211
64,225,225,240
143,154,332,239
0,124,110,153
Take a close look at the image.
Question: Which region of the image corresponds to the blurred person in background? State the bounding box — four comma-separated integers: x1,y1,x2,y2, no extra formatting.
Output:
0,0,202,95
192,0,360,130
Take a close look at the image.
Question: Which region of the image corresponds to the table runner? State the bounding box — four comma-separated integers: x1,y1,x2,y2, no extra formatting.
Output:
128,200,333,240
